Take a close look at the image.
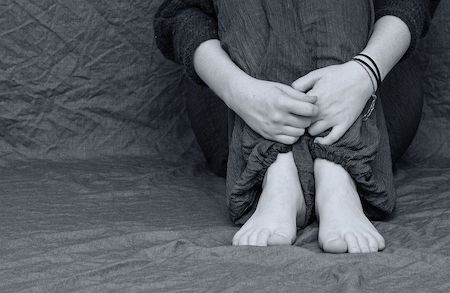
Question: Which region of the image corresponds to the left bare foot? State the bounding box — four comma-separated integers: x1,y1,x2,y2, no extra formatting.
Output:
314,158,385,253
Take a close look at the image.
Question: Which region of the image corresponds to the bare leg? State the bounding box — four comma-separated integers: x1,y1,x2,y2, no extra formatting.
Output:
314,158,386,253
232,152,306,246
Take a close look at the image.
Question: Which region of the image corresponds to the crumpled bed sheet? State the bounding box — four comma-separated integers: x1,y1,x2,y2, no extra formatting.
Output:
0,0,449,292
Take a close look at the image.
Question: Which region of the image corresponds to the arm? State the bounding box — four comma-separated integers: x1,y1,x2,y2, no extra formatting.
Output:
154,0,432,83
374,0,431,60
360,15,411,81
194,40,318,145
153,0,431,81
292,14,420,145
155,0,319,144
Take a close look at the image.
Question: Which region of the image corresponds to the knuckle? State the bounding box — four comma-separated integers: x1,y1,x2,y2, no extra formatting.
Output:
308,126,319,136
278,99,289,110
271,113,281,123
302,118,312,127
279,138,289,144
289,137,299,144
305,95,316,103
282,138,290,145
280,136,295,145
272,97,282,106
305,104,317,116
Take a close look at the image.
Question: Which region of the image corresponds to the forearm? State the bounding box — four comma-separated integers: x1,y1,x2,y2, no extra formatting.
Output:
193,39,250,108
360,16,411,81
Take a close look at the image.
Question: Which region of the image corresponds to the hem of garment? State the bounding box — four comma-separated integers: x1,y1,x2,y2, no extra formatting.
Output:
309,141,395,219
228,142,292,223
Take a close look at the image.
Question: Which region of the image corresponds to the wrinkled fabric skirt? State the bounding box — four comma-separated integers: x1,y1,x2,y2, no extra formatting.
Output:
214,0,396,226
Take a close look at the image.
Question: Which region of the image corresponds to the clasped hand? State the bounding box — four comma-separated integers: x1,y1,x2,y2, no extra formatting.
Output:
292,61,375,145
227,76,318,145
228,61,374,145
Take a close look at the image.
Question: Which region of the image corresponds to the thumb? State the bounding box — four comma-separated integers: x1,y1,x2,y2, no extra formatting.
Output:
314,125,345,145
292,71,321,92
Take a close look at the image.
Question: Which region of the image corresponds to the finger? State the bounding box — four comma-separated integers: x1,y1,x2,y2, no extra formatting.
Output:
280,86,318,103
274,135,299,145
285,115,312,129
314,125,346,145
283,99,319,117
279,126,305,137
292,71,321,92
308,120,331,136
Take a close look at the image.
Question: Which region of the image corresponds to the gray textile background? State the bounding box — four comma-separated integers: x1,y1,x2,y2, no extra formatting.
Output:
0,0,449,292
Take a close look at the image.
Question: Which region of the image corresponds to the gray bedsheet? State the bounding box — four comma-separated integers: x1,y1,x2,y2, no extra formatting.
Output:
1,0,449,292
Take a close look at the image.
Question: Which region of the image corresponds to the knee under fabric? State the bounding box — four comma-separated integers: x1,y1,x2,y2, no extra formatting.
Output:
217,0,396,226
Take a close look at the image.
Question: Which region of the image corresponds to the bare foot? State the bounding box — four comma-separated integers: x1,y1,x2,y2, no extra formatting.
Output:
314,159,385,253
232,152,306,246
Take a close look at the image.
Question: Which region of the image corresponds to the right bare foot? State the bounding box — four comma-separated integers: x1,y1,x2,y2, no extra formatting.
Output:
232,152,306,246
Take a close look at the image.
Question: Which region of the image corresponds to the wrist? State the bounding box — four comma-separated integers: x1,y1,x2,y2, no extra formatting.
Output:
222,72,255,109
193,39,252,108
353,53,381,89
350,60,377,96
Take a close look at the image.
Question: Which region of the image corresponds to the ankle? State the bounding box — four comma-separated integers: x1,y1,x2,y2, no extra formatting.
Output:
264,152,297,185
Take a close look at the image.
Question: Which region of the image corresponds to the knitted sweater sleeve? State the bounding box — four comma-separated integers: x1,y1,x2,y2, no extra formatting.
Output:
154,0,218,84
374,0,431,59
154,0,432,83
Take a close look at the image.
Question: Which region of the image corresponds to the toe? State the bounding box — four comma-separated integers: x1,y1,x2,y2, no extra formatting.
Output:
248,231,259,246
320,233,347,254
267,231,294,246
232,229,246,246
372,232,386,251
357,235,370,253
238,231,251,246
255,229,270,247
366,233,379,252
344,233,361,253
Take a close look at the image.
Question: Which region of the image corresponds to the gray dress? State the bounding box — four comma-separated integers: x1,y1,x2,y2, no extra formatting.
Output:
216,0,396,227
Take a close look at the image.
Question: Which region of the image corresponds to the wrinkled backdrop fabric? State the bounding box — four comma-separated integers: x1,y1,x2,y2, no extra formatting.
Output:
0,0,449,292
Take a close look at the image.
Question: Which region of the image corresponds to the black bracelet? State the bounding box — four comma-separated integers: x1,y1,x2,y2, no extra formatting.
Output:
353,57,381,90
357,53,382,85
353,60,376,93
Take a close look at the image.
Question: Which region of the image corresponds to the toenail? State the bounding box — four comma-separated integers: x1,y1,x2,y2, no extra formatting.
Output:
349,246,359,252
